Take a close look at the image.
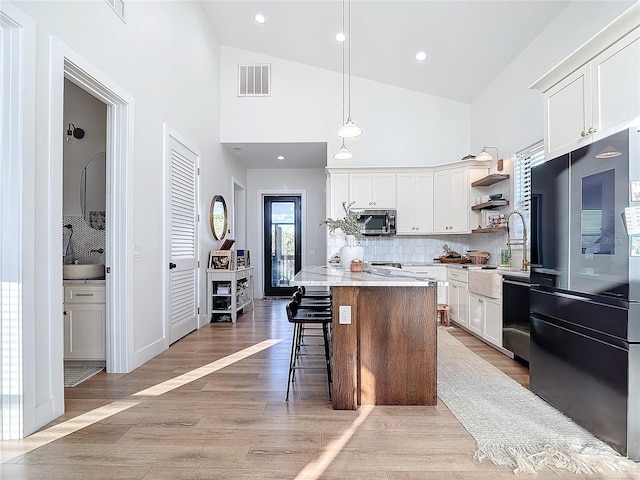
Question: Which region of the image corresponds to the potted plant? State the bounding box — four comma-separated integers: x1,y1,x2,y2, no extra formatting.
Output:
320,202,370,268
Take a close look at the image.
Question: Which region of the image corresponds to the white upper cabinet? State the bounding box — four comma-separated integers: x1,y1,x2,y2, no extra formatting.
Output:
396,172,433,234
349,172,396,209
433,167,471,234
330,172,350,218
532,9,640,158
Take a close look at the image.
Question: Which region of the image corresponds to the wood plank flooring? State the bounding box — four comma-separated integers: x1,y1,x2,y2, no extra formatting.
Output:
2,299,638,479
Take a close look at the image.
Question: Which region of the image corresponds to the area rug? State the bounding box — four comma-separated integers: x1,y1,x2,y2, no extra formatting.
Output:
64,365,104,387
437,328,634,475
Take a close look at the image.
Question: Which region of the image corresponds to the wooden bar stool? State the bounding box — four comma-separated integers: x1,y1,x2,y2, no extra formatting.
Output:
437,304,450,327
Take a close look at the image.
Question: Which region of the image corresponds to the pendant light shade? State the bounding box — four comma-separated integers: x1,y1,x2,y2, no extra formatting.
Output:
476,146,498,162
337,118,362,138
334,140,354,160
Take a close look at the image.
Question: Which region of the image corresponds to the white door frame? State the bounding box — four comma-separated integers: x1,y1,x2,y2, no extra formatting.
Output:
256,189,307,298
44,38,134,428
0,1,36,440
232,177,246,247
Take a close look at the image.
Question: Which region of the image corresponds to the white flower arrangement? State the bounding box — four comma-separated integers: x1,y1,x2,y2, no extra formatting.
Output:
320,201,371,239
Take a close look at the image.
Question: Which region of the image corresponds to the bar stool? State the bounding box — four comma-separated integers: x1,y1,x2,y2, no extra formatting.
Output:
437,304,450,327
298,285,332,300
285,301,332,401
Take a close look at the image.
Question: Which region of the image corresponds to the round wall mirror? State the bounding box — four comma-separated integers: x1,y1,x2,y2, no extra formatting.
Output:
80,151,106,230
210,195,227,240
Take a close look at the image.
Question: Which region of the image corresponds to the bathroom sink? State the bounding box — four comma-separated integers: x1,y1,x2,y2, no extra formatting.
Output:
63,264,105,280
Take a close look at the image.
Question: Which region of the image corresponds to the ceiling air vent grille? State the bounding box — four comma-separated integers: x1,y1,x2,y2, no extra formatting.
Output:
238,64,271,97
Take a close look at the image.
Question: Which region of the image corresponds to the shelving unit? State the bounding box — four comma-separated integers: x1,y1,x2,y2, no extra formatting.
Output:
471,173,510,187
471,227,508,234
207,267,254,323
471,200,509,211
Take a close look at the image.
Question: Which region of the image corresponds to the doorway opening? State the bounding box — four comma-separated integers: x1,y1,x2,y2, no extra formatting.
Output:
263,196,301,296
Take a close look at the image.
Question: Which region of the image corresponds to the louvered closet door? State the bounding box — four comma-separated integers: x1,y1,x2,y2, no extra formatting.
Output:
167,134,199,344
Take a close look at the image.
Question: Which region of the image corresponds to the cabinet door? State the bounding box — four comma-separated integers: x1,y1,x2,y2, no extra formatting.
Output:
448,282,460,323
414,172,434,233
468,293,483,336
432,170,451,233
447,168,469,233
544,64,591,157
371,173,396,208
458,282,469,328
64,304,106,360
330,173,350,219
395,173,416,234
483,298,502,347
349,173,373,208
593,29,640,139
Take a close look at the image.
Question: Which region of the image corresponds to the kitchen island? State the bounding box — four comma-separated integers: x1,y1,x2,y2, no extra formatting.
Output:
291,265,441,410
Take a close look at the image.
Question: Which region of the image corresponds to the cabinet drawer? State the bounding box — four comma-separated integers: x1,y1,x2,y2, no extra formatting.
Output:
64,286,105,303
236,268,252,280
447,268,468,283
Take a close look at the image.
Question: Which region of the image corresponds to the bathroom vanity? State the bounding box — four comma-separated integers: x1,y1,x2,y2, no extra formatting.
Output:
63,282,106,361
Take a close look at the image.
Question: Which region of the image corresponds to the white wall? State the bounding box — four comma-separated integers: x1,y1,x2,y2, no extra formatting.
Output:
13,0,247,434
246,168,327,297
470,0,636,160
221,47,471,168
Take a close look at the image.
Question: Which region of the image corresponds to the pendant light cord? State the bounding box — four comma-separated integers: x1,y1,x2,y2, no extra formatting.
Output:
342,0,346,124
347,0,352,120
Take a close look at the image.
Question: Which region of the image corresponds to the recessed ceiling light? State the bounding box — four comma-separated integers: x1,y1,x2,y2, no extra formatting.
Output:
415,51,428,62
336,32,346,43
254,14,266,24
276,155,285,160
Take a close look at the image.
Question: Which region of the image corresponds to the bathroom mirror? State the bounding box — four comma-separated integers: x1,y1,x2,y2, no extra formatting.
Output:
210,195,227,240
80,151,106,230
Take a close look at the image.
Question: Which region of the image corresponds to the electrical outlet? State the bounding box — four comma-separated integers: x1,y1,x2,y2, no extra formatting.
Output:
339,305,351,324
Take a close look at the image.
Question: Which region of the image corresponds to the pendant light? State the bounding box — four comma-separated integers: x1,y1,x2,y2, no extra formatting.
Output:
334,0,354,159
337,0,362,138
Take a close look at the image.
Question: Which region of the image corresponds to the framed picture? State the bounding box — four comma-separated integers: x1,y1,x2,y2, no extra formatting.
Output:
209,250,236,270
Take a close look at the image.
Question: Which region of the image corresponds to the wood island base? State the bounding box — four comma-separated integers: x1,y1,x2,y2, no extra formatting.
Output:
330,286,437,410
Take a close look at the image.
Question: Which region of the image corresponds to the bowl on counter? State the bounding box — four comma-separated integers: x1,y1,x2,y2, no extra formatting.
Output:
468,251,490,265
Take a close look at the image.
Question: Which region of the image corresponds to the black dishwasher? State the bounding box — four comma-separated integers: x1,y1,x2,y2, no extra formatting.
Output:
502,275,533,363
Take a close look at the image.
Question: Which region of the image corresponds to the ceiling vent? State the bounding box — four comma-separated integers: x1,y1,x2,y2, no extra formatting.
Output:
238,64,271,97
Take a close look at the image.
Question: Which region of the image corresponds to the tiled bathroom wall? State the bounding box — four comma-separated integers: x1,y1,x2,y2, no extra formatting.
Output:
63,216,106,265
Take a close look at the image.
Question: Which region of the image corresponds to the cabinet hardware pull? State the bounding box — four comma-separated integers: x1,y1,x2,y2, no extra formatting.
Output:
588,127,597,134
169,262,177,269
75,293,94,297
580,130,587,137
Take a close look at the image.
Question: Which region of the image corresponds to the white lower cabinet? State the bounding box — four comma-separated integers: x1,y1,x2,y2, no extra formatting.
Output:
447,269,469,328
64,284,106,361
468,292,502,348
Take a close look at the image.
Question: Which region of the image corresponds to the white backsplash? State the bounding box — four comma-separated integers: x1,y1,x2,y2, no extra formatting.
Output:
327,232,527,268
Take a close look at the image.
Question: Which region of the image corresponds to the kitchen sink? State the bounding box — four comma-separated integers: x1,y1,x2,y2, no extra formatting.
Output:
468,270,502,298
63,264,105,280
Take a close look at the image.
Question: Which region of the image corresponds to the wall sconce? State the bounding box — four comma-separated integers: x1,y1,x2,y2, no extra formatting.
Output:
476,146,504,171
66,123,85,144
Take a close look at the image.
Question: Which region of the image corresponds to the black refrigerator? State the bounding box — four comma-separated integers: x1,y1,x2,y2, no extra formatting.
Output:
529,127,640,459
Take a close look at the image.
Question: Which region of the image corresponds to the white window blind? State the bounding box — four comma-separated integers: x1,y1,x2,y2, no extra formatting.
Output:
513,140,545,219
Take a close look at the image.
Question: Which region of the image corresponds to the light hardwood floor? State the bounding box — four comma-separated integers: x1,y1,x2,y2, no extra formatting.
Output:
2,299,638,479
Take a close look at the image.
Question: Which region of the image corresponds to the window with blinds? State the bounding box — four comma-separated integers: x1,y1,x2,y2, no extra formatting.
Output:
513,140,545,220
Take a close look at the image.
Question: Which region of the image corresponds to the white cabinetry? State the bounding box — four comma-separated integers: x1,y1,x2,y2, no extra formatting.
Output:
433,167,487,234
207,267,254,323
533,23,640,158
447,268,468,328
349,172,396,209
402,265,446,304
396,172,434,234
63,284,106,361
468,293,502,347
330,172,350,219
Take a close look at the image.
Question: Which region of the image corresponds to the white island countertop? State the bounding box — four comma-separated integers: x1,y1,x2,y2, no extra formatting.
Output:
291,265,443,287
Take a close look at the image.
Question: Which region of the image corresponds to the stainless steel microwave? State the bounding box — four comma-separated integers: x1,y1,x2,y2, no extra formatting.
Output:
349,208,396,235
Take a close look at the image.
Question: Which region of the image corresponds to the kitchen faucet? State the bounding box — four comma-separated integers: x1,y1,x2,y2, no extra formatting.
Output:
506,210,530,271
